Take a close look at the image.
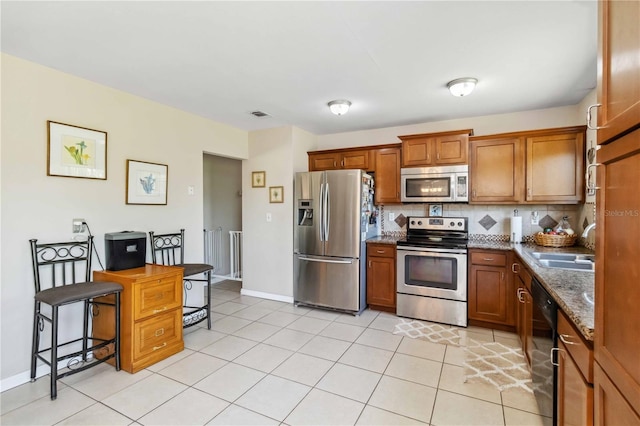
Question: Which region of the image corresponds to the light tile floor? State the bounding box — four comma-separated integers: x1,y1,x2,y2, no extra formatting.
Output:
1,281,552,426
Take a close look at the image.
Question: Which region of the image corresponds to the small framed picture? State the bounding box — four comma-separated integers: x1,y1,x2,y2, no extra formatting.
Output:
252,171,266,188
269,186,284,203
428,203,443,217
47,121,107,180
126,159,168,205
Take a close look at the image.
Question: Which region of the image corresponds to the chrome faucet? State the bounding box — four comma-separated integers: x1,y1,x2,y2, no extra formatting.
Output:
582,222,596,238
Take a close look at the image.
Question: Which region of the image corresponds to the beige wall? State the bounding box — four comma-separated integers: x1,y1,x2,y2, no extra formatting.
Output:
0,54,249,386
317,104,581,149
241,126,317,300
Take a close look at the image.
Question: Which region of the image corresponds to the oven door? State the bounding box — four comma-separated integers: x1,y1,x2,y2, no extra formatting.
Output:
396,247,467,301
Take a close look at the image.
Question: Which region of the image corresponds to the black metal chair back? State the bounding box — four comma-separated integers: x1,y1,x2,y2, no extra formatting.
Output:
29,236,122,400
149,229,185,266
31,238,94,293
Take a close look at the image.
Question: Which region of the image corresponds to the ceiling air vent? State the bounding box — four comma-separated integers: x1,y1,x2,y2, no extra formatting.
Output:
250,111,270,118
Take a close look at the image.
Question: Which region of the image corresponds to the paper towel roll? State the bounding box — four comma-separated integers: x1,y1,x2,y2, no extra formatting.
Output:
510,216,523,243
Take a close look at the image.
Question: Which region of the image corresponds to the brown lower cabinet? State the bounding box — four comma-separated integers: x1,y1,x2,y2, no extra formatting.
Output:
594,363,640,425
512,256,533,366
467,249,515,330
557,309,594,426
366,243,396,312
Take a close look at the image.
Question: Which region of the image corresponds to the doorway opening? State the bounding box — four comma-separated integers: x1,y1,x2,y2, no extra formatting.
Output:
203,153,242,286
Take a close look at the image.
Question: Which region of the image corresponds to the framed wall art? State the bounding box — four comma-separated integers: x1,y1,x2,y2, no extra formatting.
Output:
252,171,266,188
269,186,284,203
126,159,168,205
47,121,107,180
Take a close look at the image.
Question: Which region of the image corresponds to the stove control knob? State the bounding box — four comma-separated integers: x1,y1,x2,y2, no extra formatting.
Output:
450,221,455,227
458,221,463,227
418,221,423,225
410,220,415,225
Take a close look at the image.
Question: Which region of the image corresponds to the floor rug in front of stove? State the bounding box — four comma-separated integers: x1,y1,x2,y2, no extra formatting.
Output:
463,338,533,393
393,318,462,346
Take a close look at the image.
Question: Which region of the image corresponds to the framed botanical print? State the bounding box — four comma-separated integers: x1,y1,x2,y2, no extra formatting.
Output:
252,171,266,188
126,159,168,205
269,186,284,203
47,121,107,180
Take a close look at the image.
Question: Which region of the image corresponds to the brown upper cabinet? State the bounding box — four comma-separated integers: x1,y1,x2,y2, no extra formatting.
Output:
470,126,586,204
308,148,371,171
595,0,640,145
374,147,401,204
307,143,401,205
398,129,473,167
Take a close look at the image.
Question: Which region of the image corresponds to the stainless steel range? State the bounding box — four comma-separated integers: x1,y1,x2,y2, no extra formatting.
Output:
396,216,468,327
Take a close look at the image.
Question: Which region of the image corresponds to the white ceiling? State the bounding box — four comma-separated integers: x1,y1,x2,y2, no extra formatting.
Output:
1,1,598,135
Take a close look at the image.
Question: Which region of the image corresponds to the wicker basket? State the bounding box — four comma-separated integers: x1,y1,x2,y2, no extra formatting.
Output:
534,232,578,247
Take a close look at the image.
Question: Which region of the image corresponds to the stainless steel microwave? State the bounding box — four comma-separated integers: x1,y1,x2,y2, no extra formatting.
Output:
401,165,469,203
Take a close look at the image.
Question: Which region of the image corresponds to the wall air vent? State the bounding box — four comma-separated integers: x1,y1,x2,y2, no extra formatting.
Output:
250,111,270,118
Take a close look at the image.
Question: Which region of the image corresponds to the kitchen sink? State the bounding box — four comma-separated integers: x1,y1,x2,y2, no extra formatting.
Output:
530,252,595,272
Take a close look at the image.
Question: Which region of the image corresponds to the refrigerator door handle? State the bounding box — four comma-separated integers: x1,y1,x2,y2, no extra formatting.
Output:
319,183,325,242
325,182,330,241
298,255,354,264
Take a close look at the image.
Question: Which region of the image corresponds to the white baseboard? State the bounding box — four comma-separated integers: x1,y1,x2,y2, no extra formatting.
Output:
240,288,294,304
1,364,51,392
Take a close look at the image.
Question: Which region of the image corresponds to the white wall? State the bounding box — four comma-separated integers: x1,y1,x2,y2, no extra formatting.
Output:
317,104,581,149
0,54,249,386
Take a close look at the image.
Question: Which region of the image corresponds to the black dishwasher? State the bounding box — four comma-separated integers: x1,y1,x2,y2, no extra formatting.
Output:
530,277,558,423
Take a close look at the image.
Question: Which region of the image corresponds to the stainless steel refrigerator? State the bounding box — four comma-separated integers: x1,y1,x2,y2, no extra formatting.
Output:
294,169,377,314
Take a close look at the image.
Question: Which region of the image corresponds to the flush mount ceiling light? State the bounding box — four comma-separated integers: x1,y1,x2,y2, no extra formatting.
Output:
327,99,352,116
447,78,478,97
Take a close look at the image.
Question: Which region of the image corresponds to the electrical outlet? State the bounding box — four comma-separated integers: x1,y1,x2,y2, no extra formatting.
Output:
266,213,272,222
389,212,395,221
187,185,195,195
72,218,85,233
531,211,539,226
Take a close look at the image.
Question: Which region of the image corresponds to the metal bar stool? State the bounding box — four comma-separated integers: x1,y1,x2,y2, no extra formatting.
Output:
30,236,123,399
148,229,213,329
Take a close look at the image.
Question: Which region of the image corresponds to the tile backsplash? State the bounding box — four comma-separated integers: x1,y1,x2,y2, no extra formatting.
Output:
380,203,589,244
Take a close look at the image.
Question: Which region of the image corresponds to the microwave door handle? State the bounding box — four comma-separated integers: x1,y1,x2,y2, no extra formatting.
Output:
325,183,330,241
451,176,457,202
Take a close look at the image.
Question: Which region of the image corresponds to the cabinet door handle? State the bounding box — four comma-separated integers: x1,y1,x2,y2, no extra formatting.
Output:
368,260,371,268
153,307,167,313
153,342,167,351
472,189,477,198
558,334,578,345
341,159,344,167
501,272,504,282
517,288,525,303
511,263,520,273
333,161,337,167
155,328,165,337
586,104,603,130
586,163,602,191
436,152,440,160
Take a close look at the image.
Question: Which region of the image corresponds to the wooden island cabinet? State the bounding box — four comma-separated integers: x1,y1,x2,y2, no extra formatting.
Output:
93,264,184,374
512,255,533,366
366,243,396,312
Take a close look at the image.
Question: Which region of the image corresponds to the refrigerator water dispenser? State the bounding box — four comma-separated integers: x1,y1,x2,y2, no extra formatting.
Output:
298,200,313,226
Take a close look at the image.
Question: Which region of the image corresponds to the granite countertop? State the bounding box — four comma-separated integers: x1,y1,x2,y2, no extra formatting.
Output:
368,235,596,341
366,235,405,245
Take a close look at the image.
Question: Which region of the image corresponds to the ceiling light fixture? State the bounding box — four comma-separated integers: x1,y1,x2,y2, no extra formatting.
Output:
447,78,478,97
328,99,352,116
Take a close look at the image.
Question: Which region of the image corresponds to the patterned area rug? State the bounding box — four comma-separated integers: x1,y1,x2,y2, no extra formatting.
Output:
393,318,462,346
393,318,533,393
463,338,532,393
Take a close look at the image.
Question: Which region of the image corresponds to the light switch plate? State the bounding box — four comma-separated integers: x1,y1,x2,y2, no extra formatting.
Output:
266,213,272,222
531,211,539,225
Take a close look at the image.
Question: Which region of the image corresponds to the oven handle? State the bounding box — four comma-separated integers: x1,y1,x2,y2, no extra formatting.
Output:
397,246,467,255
